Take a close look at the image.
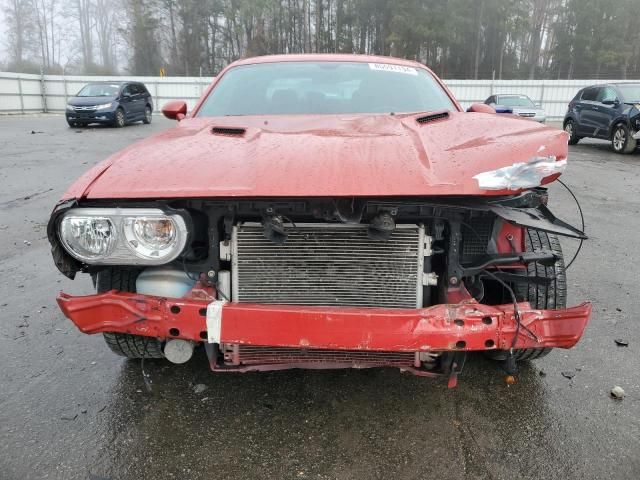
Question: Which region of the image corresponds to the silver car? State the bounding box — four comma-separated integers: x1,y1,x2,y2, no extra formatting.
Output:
484,94,546,123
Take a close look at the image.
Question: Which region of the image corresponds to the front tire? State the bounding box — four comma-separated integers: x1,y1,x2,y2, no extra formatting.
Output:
97,268,163,359
113,108,126,128
486,229,566,362
564,119,581,145
142,106,152,124
611,124,637,154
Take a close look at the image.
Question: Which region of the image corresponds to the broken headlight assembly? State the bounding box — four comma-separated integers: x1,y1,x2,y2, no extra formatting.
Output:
473,156,566,191
58,208,188,265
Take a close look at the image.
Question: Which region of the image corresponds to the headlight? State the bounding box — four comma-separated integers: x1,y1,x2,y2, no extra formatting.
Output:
95,102,113,110
473,156,567,190
58,208,188,265
66,104,75,111
59,216,116,259
124,217,180,259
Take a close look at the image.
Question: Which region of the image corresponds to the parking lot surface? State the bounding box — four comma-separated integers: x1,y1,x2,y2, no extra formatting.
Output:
1,115,639,480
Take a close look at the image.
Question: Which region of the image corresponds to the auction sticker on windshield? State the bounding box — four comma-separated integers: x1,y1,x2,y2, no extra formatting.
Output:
368,63,418,75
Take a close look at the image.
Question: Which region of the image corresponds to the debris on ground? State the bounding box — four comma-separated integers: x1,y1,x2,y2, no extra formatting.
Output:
615,307,622,312
561,371,576,379
610,386,625,400
614,339,629,347
539,370,546,377
60,414,78,421
193,384,208,394
23,240,31,246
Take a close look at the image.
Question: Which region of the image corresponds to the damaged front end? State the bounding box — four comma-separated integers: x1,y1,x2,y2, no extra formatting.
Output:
49,189,591,386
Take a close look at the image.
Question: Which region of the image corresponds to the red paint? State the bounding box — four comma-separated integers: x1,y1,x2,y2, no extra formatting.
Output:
59,54,568,201
467,103,496,114
161,100,187,120
57,291,591,352
495,221,524,253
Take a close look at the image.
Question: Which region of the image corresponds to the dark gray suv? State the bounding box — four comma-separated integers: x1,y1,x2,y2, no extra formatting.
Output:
563,83,640,154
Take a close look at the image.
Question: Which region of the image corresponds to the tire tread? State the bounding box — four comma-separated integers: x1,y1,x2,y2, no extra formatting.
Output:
98,268,164,359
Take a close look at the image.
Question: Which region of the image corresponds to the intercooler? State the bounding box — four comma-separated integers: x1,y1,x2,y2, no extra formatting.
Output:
223,345,416,368
231,223,427,308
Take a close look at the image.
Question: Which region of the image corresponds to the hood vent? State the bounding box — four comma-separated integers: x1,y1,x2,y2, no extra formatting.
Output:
416,111,449,124
211,126,246,136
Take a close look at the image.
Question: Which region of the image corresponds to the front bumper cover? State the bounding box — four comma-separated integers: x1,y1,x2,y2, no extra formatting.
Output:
57,290,591,355
66,111,116,123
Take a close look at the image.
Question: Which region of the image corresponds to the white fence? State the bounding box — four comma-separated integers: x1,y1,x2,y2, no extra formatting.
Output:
0,72,210,114
0,71,634,120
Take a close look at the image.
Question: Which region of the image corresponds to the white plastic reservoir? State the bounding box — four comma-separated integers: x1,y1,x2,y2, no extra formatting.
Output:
136,268,196,298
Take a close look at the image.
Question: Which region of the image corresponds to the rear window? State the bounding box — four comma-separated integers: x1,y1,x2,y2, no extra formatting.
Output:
197,61,456,116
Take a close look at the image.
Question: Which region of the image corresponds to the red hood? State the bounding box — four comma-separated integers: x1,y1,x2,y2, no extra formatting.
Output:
63,112,568,200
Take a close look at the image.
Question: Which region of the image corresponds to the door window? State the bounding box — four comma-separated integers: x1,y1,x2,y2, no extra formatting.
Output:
581,87,599,101
597,87,617,103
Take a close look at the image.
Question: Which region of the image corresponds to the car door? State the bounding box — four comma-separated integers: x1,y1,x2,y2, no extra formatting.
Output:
120,84,136,120
576,86,600,136
595,86,621,138
130,84,147,118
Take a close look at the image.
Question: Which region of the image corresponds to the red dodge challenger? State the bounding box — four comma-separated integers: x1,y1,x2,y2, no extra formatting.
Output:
48,54,591,386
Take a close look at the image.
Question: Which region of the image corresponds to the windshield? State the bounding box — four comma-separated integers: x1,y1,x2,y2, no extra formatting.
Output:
617,84,640,102
197,61,456,116
496,95,535,108
76,84,120,97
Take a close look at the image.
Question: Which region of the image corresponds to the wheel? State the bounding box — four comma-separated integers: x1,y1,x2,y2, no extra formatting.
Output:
97,268,163,359
564,120,581,145
611,123,637,154
142,106,152,124
113,108,126,128
486,229,566,362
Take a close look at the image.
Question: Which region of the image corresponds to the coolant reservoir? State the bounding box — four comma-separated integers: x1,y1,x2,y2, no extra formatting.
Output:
136,268,196,298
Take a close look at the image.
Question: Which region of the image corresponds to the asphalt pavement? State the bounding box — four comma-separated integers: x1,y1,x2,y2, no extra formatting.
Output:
0,115,639,480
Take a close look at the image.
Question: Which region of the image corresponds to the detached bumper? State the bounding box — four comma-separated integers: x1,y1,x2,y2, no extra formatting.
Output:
57,291,591,353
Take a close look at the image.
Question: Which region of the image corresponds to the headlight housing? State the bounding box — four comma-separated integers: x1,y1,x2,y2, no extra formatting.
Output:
58,208,188,265
95,102,113,110
66,104,75,111
473,156,567,191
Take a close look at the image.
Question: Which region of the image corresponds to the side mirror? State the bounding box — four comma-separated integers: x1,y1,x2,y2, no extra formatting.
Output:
467,103,496,114
162,100,187,121
602,99,619,106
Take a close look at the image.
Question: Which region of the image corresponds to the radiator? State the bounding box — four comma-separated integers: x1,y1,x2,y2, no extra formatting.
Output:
231,222,426,308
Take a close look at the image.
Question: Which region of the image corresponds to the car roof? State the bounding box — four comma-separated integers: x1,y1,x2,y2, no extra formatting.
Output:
231,53,426,69
83,81,127,85
82,81,145,86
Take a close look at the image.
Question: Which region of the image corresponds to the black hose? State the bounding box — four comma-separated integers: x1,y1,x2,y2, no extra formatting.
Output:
556,179,585,270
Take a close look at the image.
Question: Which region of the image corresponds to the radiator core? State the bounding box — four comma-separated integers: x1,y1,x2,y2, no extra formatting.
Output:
231,223,425,308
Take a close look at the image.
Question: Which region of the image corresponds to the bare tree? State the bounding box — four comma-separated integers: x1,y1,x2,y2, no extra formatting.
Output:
3,0,33,66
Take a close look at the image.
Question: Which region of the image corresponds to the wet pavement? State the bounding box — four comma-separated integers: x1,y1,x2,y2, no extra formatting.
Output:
0,116,639,480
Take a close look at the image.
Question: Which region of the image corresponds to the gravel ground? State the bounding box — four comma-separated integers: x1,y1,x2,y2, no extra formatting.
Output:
0,115,639,480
